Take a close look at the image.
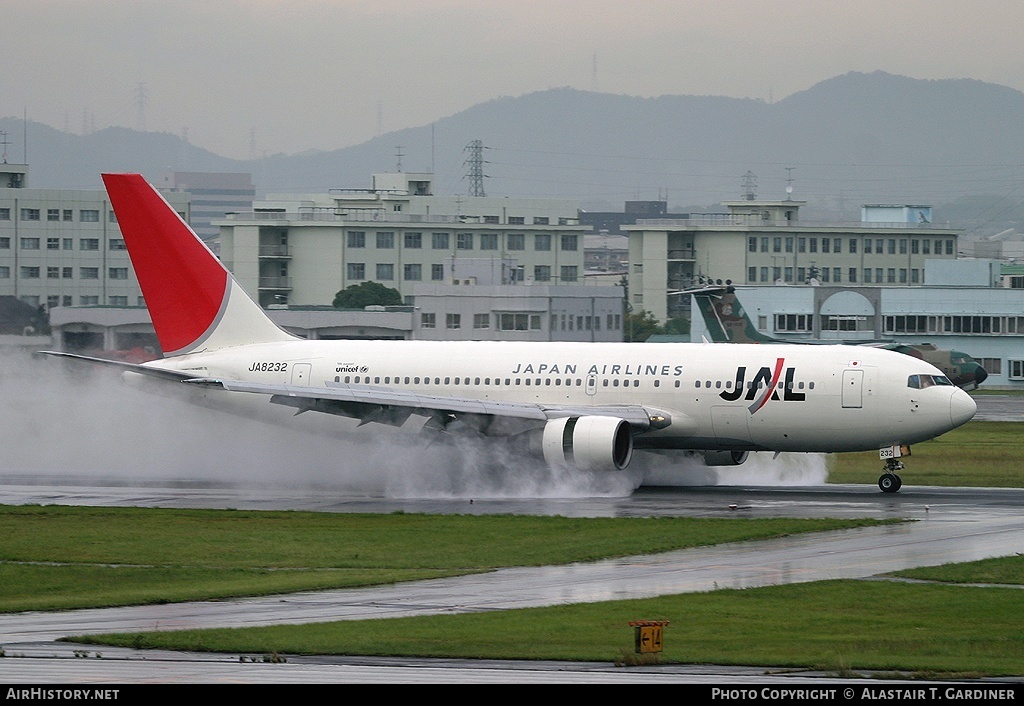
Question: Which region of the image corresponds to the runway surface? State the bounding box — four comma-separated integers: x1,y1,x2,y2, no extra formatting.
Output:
972,393,1024,422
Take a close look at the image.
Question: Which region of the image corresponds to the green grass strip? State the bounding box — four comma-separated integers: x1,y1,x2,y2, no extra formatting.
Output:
0,505,890,612
0,505,888,568
893,554,1024,585
829,421,1024,487
0,565,459,613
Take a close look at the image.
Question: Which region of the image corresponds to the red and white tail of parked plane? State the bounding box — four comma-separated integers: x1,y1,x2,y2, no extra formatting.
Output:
44,174,978,492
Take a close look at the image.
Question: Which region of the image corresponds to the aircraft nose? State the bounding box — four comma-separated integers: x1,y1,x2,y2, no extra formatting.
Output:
950,390,977,428
974,366,988,386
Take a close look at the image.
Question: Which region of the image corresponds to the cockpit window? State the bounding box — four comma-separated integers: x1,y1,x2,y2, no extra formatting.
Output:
908,374,953,389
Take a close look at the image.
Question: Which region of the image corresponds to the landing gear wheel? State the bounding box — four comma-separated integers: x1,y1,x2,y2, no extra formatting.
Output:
878,473,903,493
879,457,905,493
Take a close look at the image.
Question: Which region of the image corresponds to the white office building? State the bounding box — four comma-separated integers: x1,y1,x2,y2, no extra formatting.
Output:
0,164,190,310
158,171,255,242
625,199,960,322
216,172,589,307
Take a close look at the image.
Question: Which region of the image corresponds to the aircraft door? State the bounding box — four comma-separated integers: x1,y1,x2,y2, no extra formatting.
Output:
585,375,597,396
841,369,863,408
291,362,312,386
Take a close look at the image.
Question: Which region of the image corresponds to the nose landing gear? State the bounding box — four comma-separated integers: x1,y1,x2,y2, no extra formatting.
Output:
878,445,910,493
878,459,904,493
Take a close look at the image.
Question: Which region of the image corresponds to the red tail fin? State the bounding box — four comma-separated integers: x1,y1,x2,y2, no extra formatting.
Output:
103,173,293,355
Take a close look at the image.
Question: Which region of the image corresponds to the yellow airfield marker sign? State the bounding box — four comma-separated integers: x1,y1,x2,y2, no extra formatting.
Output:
630,620,669,654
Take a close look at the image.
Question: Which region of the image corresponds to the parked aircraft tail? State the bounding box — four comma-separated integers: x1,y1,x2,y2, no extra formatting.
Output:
689,285,774,343
688,284,987,389
102,173,295,356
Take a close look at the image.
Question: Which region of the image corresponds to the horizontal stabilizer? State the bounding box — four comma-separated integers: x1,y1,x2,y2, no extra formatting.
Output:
35,351,194,382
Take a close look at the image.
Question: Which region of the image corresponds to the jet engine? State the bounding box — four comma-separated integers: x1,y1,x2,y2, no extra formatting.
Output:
702,450,749,466
540,416,633,472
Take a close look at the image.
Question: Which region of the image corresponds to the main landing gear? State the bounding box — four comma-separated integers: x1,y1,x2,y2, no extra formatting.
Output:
878,459,904,493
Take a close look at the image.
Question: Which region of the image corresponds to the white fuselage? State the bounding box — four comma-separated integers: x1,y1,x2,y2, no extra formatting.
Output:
146,340,976,454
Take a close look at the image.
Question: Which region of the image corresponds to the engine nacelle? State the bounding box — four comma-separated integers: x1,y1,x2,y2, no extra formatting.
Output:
702,450,749,467
541,416,633,472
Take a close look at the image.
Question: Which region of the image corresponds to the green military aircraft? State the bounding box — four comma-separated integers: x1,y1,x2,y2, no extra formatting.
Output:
688,284,988,390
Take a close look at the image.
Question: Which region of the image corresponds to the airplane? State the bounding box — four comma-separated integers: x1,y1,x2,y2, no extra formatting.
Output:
688,284,989,390
41,174,977,494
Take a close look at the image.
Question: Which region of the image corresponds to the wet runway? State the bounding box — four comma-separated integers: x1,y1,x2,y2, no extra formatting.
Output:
1,475,1023,520
973,393,1024,421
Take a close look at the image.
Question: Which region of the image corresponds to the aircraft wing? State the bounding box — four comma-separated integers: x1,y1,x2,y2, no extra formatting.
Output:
183,377,665,431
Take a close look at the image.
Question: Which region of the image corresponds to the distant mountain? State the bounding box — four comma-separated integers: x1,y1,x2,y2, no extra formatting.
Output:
0,122,247,190
5,71,1024,233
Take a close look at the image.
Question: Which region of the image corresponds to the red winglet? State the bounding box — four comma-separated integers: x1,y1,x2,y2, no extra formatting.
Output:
103,174,228,354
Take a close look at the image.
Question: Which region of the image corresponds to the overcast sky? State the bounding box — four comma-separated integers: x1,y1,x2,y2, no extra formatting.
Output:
4,0,1023,160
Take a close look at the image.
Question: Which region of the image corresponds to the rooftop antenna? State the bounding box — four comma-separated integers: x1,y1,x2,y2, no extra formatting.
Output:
463,139,488,197
0,130,10,164
395,145,404,172
785,167,795,200
741,170,757,201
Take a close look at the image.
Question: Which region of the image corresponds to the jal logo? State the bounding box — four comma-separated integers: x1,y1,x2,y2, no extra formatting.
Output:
719,357,806,414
